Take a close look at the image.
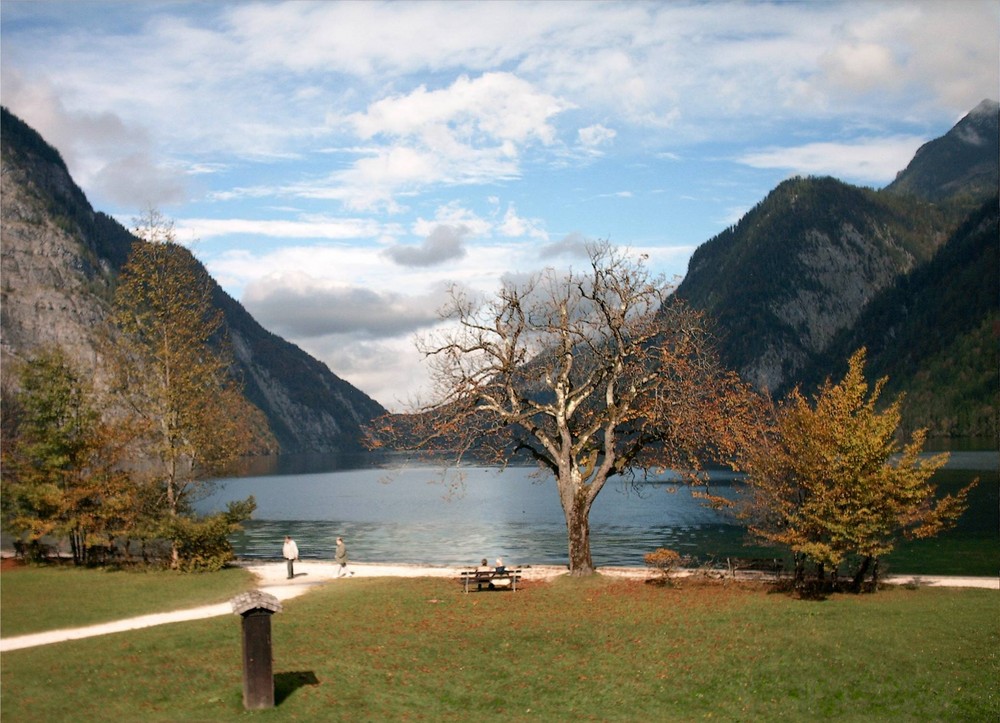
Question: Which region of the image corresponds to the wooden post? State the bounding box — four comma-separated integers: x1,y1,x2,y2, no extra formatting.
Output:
231,590,282,710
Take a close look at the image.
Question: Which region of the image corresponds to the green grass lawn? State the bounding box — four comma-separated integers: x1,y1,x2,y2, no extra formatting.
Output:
0,563,255,636
2,568,997,721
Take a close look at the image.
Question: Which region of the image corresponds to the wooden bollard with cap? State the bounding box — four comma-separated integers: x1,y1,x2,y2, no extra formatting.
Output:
231,590,282,710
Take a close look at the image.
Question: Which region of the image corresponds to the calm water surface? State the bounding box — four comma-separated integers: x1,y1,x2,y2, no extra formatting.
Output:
196,452,998,575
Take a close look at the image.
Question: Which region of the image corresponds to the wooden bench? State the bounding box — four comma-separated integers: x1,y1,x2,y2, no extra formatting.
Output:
726,557,783,577
459,569,523,592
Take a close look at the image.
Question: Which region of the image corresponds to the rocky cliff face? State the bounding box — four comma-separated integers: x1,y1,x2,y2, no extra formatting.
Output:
1,107,385,454
0,110,118,381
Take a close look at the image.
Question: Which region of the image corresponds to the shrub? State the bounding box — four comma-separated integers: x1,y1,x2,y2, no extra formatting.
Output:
167,514,235,572
167,497,256,572
644,547,686,585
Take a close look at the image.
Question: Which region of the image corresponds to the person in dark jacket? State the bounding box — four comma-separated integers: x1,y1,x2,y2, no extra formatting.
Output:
335,537,354,577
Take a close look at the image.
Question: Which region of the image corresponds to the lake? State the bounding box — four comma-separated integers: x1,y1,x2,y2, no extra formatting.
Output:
196,451,999,576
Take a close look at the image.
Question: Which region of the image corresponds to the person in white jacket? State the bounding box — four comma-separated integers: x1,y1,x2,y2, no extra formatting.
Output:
283,536,299,579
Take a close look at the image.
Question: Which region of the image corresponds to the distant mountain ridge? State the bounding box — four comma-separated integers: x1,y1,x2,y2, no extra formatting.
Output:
0,106,386,454
885,99,1000,203
676,99,999,439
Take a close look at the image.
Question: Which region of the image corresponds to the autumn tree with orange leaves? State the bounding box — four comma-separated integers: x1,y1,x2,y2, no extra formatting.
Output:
1,347,137,566
112,208,266,568
373,242,763,575
738,348,975,591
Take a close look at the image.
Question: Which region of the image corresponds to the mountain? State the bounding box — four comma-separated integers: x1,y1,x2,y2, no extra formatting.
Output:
811,196,998,437
885,99,999,203
676,100,999,439
0,107,386,454
676,175,953,391
4,98,996,448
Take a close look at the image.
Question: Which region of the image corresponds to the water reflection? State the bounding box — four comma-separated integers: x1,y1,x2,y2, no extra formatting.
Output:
197,452,998,574
199,464,744,567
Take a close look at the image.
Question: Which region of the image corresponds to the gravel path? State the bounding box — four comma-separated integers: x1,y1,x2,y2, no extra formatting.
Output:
2,562,995,652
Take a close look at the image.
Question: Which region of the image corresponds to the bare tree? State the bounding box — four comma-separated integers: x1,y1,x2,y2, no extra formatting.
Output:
373,242,763,574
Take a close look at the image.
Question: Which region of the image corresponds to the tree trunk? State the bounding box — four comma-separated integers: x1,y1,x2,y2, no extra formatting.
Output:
851,556,872,593
793,553,806,586
565,493,595,575
166,470,180,568
70,530,82,566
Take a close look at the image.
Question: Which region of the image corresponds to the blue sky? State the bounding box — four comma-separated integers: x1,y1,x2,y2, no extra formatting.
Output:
2,1,997,410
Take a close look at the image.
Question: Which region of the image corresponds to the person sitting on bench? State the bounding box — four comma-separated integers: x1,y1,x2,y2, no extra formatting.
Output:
490,557,512,588
474,558,491,590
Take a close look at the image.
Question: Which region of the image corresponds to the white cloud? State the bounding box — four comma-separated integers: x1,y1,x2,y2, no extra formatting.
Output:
242,272,444,338
204,239,540,305
176,216,385,243
816,3,999,112
296,334,438,411
820,42,900,94
90,151,187,207
204,244,402,300
383,225,470,268
736,136,928,185
5,1,996,214
412,202,492,238
577,124,617,154
224,1,539,76
497,203,549,240
0,70,187,209
8,3,997,147
349,72,567,145
318,72,571,210
539,232,591,260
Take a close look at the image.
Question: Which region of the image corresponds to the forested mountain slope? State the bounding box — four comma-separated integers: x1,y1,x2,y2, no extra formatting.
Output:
675,100,998,439
811,197,998,438
885,99,999,203
676,176,954,391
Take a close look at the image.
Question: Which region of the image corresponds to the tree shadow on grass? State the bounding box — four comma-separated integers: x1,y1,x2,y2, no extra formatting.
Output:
275,671,320,704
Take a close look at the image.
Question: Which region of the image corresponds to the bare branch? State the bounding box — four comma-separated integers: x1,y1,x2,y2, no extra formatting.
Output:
369,240,765,573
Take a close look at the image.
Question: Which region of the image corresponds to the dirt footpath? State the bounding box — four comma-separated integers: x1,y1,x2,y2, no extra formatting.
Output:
1,560,995,653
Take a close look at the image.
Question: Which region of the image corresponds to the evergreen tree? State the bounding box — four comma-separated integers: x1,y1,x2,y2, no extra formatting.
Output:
1,348,135,564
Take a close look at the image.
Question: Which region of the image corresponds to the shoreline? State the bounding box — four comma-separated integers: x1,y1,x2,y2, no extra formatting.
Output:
240,559,1000,592
4,550,996,588
3,550,996,589
1,559,995,653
